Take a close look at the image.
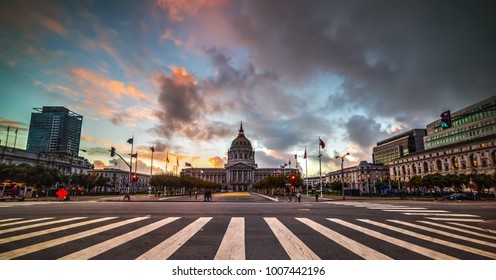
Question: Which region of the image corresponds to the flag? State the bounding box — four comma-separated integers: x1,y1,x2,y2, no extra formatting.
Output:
304,149,307,159
185,162,192,167
131,153,138,158
127,137,134,144
319,139,325,149
176,157,179,166
15,128,18,134
166,153,170,163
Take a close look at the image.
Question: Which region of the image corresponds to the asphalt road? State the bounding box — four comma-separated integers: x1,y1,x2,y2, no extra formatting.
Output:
0,192,495,260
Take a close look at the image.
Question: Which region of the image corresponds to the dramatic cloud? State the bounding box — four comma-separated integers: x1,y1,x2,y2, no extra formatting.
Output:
229,0,496,127
345,115,390,148
154,67,232,141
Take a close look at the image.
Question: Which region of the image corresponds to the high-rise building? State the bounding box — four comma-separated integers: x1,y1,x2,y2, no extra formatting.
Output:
26,106,83,156
372,129,426,164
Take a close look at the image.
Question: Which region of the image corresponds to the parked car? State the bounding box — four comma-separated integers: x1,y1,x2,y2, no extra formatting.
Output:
443,193,469,200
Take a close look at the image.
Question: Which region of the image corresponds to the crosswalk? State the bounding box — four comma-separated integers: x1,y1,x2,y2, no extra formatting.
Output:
0,213,495,260
327,201,484,222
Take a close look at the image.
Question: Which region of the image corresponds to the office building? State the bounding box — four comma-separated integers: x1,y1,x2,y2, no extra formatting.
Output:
373,129,426,164
26,106,83,156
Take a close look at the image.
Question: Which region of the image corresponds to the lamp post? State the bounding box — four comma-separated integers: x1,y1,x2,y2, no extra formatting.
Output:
336,152,350,200
149,146,154,197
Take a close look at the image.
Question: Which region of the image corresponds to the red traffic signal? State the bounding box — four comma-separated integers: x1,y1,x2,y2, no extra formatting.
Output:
290,175,296,181
132,174,138,182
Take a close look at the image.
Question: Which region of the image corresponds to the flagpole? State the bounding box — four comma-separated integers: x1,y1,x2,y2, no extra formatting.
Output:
165,153,168,173
13,128,18,149
305,146,308,196
5,126,10,147
319,137,323,198
129,136,134,186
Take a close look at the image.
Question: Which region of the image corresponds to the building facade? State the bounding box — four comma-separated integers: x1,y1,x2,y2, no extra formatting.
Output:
27,106,83,156
181,123,299,191
388,96,496,184
0,146,92,175
87,168,150,193
424,95,496,150
373,129,426,164
327,161,389,193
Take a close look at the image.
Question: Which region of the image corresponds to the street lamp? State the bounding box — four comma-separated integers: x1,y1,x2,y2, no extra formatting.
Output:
149,146,154,197
336,152,350,200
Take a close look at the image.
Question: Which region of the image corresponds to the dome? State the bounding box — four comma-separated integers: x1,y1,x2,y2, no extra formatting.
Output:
230,122,253,150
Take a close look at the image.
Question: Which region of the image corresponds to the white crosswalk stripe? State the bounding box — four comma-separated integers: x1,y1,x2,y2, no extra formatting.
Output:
328,218,457,260
0,216,494,260
264,217,320,260
296,217,392,260
214,217,245,260
136,217,212,260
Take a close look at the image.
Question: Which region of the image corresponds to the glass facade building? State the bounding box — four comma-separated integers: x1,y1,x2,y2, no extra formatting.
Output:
26,107,83,156
424,96,496,150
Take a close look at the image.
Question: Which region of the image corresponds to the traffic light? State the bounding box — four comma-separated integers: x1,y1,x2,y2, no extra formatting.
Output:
110,147,116,157
440,110,451,129
132,174,138,182
290,175,296,182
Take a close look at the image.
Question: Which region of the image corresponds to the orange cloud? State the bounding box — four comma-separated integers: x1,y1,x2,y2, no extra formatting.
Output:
170,66,197,85
208,156,225,168
156,0,227,21
71,68,153,103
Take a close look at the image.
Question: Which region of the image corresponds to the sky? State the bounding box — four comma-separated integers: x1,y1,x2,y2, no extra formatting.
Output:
0,0,495,176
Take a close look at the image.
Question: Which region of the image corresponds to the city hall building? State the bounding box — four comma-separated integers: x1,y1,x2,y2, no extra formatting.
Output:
181,123,299,191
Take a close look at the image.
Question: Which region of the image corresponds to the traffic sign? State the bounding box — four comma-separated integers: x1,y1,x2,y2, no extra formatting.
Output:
56,188,68,199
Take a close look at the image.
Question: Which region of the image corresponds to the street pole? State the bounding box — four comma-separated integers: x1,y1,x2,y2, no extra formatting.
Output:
149,146,154,197
336,152,350,200
318,137,323,198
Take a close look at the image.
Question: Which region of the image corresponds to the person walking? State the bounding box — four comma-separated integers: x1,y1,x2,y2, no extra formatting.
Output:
123,185,131,201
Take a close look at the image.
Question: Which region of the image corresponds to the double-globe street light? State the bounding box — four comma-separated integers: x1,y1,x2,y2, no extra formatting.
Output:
335,152,350,200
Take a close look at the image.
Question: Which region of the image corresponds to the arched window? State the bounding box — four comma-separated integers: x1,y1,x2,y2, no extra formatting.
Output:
423,162,429,173
469,154,478,167
436,160,442,171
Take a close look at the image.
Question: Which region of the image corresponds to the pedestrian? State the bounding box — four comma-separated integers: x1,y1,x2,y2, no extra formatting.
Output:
123,187,130,201
315,193,318,202
297,192,301,202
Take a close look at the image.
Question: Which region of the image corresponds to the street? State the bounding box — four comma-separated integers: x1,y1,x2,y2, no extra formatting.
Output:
0,192,495,260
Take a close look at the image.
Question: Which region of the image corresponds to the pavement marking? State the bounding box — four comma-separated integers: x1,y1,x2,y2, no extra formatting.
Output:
389,220,496,248
264,217,320,260
214,217,245,260
359,219,496,259
296,218,392,260
402,213,479,217
136,217,212,260
426,218,484,222
0,217,54,228
382,210,449,213
60,217,180,260
0,217,117,245
418,221,496,241
0,216,148,260
0,218,23,223
329,218,457,260
0,217,86,235
447,222,496,235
